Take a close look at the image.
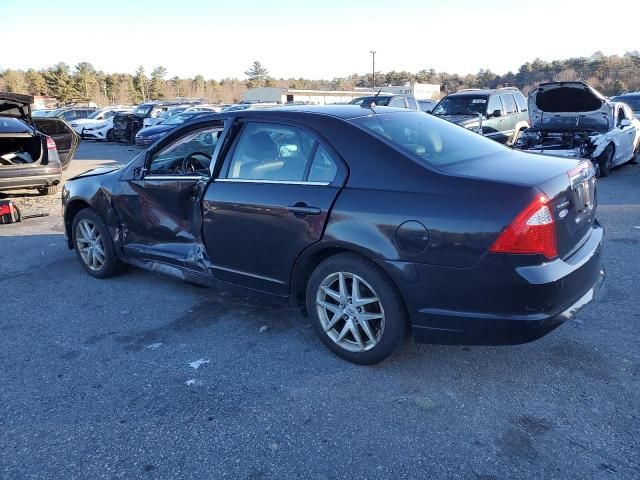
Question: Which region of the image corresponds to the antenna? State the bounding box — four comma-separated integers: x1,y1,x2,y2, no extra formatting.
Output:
369,89,383,108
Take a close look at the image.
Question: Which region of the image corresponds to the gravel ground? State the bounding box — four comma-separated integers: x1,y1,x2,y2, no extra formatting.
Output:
0,141,638,480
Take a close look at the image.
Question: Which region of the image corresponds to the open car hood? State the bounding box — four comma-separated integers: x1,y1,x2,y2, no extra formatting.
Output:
0,92,34,126
528,82,612,132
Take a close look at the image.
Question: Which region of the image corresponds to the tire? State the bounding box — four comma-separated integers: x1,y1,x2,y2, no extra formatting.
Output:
305,253,407,365
106,129,114,142
37,184,60,196
596,144,614,177
71,208,123,278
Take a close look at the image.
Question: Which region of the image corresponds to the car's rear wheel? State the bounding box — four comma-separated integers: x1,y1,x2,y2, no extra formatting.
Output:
596,144,614,177
306,253,407,364
72,209,123,278
106,129,114,142
37,184,59,196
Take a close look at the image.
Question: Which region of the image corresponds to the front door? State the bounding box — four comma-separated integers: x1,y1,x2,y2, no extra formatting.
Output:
112,124,223,271
482,95,507,143
202,120,345,295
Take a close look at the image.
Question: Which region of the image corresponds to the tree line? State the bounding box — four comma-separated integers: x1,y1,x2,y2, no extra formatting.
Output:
1,52,639,106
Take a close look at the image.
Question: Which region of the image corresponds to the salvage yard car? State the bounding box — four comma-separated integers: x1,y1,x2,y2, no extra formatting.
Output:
515,82,640,176
70,107,131,136
62,105,604,364
611,92,640,120
431,87,529,145
0,92,79,194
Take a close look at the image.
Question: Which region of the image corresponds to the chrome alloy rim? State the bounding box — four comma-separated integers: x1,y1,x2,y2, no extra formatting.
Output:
316,272,385,352
76,219,106,271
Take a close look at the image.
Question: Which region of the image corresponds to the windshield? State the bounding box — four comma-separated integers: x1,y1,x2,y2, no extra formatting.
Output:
133,105,153,117
539,114,609,132
87,110,104,119
32,110,50,117
613,96,640,112
432,96,488,116
349,96,392,106
161,113,193,125
351,112,504,167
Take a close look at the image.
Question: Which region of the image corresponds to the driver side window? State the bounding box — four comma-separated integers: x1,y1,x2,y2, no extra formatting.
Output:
148,126,222,176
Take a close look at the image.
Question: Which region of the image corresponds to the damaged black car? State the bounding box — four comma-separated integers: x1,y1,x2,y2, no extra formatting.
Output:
62,106,604,364
515,82,640,176
0,92,79,195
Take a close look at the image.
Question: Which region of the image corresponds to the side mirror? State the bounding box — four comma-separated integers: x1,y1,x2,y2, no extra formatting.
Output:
620,119,631,128
490,109,502,118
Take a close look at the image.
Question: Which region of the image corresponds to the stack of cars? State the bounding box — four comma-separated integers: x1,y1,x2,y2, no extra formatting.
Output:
0,92,78,195
515,82,640,176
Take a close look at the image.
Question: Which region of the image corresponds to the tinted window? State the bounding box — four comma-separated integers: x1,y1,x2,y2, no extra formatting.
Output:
613,96,640,112
226,122,316,181
406,97,418,110
61,111,76,120
308,146,337,183
501,95,517,114
352,112,504,167
487,95,503,114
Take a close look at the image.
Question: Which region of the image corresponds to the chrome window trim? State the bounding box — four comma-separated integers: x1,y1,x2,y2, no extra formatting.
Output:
214,178,330,186
143,175,209,181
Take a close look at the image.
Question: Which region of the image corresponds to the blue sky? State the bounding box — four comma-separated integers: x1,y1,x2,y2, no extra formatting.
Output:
2,0,638,79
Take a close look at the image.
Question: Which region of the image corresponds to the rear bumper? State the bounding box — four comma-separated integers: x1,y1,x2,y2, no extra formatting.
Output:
377,222,605,345
0,171,62,191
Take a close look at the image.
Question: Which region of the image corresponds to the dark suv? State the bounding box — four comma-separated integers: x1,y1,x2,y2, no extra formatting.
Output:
431,87,529,145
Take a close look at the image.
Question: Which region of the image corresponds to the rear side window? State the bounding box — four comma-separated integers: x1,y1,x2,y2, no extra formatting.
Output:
406,97,418,110
308,146,337,183
513,92,527,112
501,95,517,114
352,112,504,168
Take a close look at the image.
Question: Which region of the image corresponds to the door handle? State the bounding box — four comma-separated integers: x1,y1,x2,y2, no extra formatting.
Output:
286,203,321,217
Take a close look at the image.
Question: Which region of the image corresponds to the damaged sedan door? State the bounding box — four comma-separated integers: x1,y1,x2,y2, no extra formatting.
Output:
111,122,225,272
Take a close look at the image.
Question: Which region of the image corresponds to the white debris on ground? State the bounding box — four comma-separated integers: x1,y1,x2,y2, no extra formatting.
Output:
145,343,162,350
185,379,197,386
259,325,268,333
188,358,210,369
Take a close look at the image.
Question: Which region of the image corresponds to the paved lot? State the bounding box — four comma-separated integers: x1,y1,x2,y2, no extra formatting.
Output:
0,141,638,479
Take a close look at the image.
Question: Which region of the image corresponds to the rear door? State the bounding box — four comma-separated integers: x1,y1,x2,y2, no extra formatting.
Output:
500,94,517,141
33,118,80,168
202,119,346,295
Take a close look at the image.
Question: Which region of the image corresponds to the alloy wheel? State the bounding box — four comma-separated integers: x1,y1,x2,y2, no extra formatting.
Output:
75,219,106,271
315,272,385,352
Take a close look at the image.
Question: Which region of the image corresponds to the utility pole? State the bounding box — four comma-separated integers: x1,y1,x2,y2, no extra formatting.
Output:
370,50,376,91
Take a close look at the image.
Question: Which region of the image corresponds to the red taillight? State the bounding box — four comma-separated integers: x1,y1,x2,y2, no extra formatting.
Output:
46,136,56,150
489,194,557,259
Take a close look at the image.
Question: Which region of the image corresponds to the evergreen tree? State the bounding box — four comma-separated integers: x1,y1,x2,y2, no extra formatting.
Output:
149,66,167,100
44,63,76,103
244,61,270,88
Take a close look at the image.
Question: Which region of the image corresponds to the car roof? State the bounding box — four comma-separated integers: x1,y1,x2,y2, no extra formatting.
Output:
186,104,413,123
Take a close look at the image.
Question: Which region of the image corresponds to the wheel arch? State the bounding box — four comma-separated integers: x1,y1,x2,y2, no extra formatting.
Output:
289,242,410,321
64,198,92,248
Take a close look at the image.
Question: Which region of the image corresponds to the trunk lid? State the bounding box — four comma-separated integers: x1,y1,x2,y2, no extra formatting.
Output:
0,92,35,128
442,149,597,260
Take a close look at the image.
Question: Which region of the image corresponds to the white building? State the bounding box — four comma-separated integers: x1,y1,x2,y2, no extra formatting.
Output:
243,87,381,105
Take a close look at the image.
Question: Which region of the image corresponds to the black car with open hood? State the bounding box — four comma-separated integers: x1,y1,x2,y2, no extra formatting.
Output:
0,92,79,195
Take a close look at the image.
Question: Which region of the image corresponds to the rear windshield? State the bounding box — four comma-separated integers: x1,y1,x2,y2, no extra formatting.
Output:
351,111,503,167
612,96,640,111
0,117,33,134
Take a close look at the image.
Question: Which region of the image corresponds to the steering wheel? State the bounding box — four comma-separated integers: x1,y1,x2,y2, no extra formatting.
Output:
181,152,212,174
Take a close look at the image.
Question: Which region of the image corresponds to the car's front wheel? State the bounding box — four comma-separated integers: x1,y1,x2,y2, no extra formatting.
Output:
72,208,123,278
596,144,614,177
306,253,407,364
